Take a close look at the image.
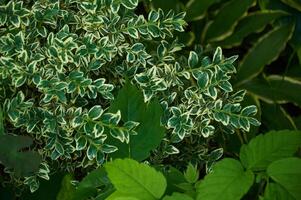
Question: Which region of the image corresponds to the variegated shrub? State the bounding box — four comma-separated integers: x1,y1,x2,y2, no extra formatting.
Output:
0,0,260,192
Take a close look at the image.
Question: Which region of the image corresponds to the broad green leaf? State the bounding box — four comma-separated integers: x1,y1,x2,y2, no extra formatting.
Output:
281,0,301,11
108,82,165,161
163,167,186,195
105,158,167,200
267,158,301,199
196,159,254,200
56,174,76,200
0,107,4,136
236,24,294,85
185,0,219,21
0,135,41,176
72,167,113,200
241,76,301,107
163,193,193,200
263,183,295,200
215,10,288,48
203,0,255,42
261,102,296,130
239,130,301,171
258,0,301,53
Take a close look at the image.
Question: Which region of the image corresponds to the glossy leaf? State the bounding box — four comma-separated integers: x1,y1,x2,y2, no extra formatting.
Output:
105,159,167,200
216,10,288,48
185,0,219,21
203,0,255,42
267,158,301,199
240,130,301,171
108,82,165,161
236,24,294,85
196,158,254,200
241,76,301,107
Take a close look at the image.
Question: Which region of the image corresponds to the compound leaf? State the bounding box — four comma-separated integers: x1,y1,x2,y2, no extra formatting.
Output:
196,158,254,200
105,158,167,200
267,158,301,200
240,130,301,171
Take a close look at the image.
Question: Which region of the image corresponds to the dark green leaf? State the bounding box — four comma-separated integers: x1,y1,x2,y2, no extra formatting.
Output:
203,0,255,42
241,76,301,107
108,82,165,161
196,158,254,200
281,0,301,11
267,158,301,199
185,0,220,21
261,102,296,130
216,10,288,48
236,24,294,85
56,174,76,200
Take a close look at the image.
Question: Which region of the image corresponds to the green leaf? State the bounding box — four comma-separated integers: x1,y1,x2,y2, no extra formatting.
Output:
184,163,199,184
0,135,42,176
108,82,165,161
88,105,103,120
267,158,301,200
263,183,295,200
105,158,167,200
56,174,76,200
72,167,113,200
239,130,301,171
203,0,255,42
188,51,198,68
196,158,254,200
241,76,301,107
185,0,219,21
163,193,193,200
121,0,138,9
235,24,294,85
215,10,288,48
261,102,296,130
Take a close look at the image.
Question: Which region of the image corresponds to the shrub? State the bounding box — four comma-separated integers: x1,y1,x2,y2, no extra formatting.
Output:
0,0,259,193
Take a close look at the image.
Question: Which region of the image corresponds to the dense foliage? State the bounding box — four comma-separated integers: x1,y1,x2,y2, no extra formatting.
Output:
0,0,300,199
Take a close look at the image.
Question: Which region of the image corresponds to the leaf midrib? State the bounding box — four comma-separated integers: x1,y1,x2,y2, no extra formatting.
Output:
111,163,159,199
